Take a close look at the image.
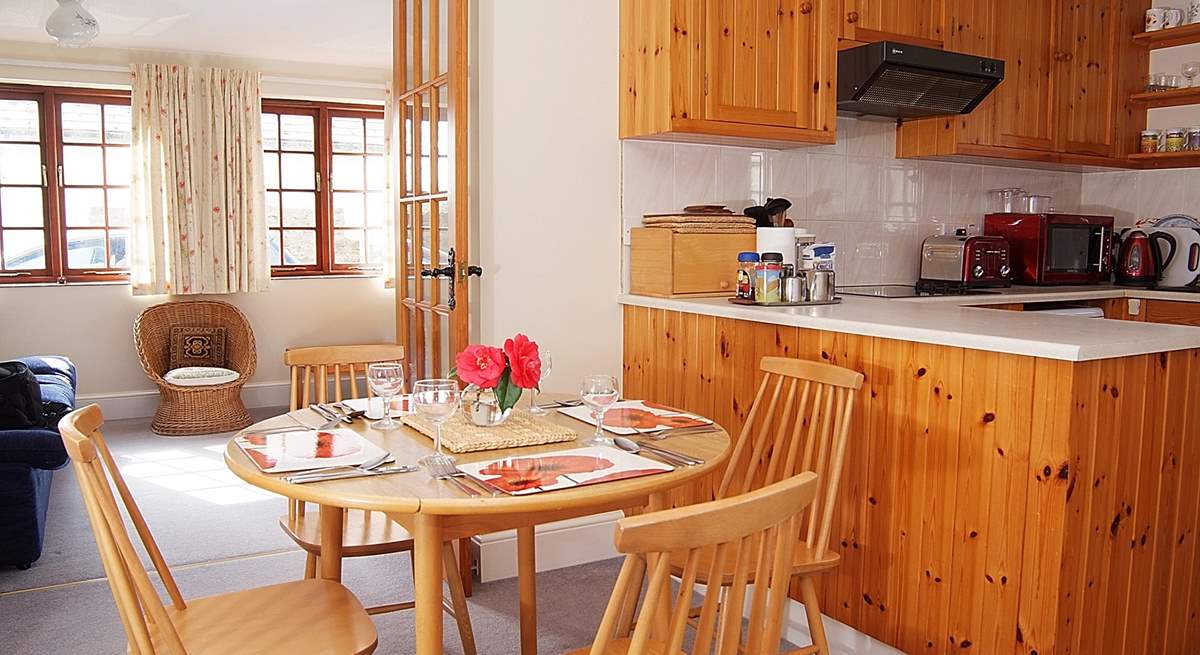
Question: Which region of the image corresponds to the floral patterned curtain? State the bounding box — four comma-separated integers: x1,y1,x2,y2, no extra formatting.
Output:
129,64,269,295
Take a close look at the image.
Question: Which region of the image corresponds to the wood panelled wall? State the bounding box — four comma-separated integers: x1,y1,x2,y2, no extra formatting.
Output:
622,305,1200,655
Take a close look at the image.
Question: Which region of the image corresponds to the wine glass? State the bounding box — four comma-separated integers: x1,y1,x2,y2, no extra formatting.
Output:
580,374,619,447
366,363,405,431
1185,62,1200,87
413,379,461,468
529,349,554,416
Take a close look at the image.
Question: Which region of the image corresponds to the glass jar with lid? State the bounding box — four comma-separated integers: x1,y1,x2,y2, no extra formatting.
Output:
1141,129,1163,153
1187,127,1200,151
1166,128,1187,152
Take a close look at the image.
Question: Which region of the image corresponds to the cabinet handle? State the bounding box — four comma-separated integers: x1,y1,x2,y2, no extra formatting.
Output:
800,1,813,14
847,10,859,23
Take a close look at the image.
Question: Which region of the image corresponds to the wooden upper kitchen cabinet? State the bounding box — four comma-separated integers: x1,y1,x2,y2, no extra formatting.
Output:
619,0,839,147
897,0,1147,167
839,0,946,48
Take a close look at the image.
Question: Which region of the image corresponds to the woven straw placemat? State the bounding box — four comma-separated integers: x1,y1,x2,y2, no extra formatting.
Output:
401,410,579,453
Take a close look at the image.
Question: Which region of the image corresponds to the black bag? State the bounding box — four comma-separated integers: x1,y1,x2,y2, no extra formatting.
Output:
0,361,44,429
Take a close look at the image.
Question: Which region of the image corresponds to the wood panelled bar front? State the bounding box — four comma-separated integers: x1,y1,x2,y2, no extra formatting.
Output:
622,305,1200,655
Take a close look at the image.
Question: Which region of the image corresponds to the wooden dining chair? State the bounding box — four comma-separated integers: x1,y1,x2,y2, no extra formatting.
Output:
59,404,379,655
280,344,477,654
570,471,820,655
620,356,862,654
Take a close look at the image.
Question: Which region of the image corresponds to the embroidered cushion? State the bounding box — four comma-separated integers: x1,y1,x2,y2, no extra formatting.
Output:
169,327,226,370
163,367,239,387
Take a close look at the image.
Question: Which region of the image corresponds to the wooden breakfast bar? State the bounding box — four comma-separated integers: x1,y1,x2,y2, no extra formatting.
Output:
620,292,1200,655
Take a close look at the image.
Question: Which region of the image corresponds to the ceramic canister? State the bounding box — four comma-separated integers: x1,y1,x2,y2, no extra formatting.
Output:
1191,0,1200,24
1147,6,1168,30
1166,7,1185,27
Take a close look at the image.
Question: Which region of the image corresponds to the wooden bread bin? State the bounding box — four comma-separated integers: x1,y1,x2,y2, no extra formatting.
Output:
629,228,756,298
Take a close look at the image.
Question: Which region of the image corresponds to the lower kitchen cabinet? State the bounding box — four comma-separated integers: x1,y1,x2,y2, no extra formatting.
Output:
1142,299,1200,326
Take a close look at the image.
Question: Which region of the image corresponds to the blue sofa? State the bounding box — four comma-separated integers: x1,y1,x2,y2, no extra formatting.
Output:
0,356,75,569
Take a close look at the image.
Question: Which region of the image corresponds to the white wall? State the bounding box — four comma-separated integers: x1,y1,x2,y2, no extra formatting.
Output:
0,278,395,400
474,1,622,393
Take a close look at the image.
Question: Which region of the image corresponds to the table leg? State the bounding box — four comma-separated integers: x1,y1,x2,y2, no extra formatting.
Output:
517,525,538,655
414,513,445,655
318,505,344,582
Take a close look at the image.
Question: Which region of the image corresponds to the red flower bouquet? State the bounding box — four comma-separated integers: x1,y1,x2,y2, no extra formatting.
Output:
452,333,542,412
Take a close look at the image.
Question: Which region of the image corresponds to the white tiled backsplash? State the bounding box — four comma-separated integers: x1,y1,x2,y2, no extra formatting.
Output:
621,117,1086,287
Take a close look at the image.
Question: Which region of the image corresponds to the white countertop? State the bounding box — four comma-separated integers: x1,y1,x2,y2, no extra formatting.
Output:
618,286,1200,362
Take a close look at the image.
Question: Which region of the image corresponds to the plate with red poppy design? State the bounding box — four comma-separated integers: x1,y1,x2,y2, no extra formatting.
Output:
455,445,673,495
234,428,391,474
557,400,714,436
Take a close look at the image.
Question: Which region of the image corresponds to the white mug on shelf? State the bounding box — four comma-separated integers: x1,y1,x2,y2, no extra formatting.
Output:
1166,7,1185,28
1189,0,1200,24
1147,6,1167,31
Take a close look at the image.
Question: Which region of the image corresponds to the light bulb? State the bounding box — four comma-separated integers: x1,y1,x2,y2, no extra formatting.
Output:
45,0,100,48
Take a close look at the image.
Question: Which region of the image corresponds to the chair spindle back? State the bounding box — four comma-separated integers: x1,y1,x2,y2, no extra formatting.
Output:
716,356,863,559
59,404,187,655
284,344,408,411
589,472,819,655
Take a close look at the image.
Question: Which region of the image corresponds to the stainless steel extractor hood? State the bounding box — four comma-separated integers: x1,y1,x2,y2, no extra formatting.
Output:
837,41,1004,119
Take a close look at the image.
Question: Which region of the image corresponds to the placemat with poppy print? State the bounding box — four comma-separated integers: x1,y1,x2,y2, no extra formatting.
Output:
401,410,578,453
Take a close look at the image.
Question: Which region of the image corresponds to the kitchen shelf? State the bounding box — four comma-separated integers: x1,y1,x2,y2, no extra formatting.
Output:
1133,23,1200,49
1130,86,1200,108
1127,150,1200,169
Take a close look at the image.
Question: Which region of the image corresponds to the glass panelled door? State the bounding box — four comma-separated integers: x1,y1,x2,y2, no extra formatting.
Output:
395,0,473,381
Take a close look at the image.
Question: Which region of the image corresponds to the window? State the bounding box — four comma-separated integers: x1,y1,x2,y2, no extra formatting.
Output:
262,101,386,277
0,87,386,284
0,85,131,284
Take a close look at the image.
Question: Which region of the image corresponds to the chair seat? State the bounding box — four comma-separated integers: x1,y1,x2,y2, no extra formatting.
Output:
160,579,377,655
670,540,840,585
563,637,685,655
279,509,414,557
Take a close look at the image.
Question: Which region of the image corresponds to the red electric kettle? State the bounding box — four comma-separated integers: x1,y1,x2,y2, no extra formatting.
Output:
1115,228,1173,287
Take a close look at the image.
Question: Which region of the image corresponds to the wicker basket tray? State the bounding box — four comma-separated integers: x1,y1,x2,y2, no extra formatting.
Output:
401,410,579,453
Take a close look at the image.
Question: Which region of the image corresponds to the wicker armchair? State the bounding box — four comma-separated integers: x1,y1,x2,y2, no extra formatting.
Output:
134,300,257,436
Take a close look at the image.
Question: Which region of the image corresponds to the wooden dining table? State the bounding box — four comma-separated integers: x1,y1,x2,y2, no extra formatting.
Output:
223,398,730,655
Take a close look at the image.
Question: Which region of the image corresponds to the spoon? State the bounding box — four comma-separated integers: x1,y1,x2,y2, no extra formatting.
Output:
613,437,698,467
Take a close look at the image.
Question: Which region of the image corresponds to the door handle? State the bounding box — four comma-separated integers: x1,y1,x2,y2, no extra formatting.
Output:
421,248,460,310
420,265,454,278
462,265,483,278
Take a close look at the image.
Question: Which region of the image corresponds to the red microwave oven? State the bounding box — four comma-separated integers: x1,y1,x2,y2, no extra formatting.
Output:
983,213,1114,285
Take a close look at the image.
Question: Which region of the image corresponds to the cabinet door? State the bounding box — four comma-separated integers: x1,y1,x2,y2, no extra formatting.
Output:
1144,300,1200,326
843,0,945,46
704,0,834,131
1054,0,1119,157
991,0,1058,151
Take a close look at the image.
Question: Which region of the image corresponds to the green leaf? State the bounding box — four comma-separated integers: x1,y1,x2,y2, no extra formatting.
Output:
495,369,523,412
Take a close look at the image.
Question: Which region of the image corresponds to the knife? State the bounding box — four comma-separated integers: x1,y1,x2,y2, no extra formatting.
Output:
284,465,419,484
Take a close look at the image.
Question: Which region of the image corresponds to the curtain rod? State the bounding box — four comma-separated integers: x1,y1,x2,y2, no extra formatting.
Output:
0,58,388,90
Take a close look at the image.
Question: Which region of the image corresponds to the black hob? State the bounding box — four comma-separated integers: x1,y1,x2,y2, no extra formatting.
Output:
838,284,1003,298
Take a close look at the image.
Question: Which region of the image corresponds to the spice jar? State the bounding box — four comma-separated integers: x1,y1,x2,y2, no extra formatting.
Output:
1187,127,1200,151
1141,129,1162,153
756,252,783,303
1142,128,1161,152
736,252,759,300
1167,128,1187,152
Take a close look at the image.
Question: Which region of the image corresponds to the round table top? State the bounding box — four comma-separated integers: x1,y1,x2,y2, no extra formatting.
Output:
224,398,731,516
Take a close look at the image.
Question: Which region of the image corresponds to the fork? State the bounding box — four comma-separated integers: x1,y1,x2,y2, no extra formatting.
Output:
426,457,489,497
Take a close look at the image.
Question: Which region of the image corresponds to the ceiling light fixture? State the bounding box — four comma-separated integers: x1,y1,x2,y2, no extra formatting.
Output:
45,0,100,48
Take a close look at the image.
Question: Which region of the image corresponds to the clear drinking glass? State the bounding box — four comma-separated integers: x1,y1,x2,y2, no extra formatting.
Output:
529,349,554,416
413,378,461,468
580,374,619,447
1184,62,1200,87
366,363,405,431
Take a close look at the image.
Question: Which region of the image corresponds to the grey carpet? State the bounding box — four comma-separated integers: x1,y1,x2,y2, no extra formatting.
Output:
0,410,619,654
